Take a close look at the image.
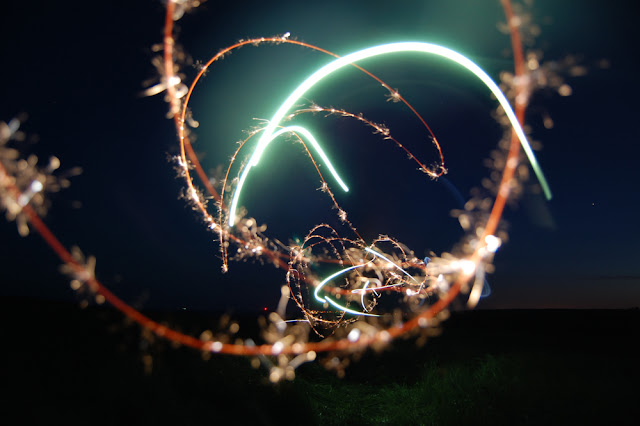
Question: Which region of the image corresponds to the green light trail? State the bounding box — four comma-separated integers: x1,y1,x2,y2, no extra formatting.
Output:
228,125,348,226
313,263,379,317
228,41,552,226
312,247,421,317
269,126,349,193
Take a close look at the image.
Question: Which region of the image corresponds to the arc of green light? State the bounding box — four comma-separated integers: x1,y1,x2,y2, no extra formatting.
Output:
228,125,348,226
313,247,417,317
313,263,380,317
228,41,552,226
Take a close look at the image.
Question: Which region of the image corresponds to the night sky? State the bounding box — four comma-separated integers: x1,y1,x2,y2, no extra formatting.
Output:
1,0,638,313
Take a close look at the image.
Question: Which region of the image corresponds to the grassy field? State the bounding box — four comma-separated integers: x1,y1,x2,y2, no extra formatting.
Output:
1,298,637,425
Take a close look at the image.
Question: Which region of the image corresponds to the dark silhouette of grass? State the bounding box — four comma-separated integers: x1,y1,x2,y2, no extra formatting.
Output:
298,350,637,425
1,297,637,425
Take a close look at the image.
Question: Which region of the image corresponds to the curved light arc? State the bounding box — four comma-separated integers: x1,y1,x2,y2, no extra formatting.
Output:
229,41,551,226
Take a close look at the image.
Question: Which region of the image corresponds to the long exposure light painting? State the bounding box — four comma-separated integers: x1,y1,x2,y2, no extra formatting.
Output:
0,0,566,381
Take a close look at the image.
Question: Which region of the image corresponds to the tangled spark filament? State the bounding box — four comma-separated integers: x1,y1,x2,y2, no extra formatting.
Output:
1,0,563,381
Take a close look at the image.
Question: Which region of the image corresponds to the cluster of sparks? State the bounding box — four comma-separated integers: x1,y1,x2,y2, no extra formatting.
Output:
1,0,563,381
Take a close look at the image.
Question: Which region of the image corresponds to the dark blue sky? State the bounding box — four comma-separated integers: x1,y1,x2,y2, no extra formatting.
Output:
1,0,638,311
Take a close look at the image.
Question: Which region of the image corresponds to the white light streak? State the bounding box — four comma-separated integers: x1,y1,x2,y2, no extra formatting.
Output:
229,126,348,225
314,263,364,304
325,296,379,317
314,262,380,317
360,280,370,311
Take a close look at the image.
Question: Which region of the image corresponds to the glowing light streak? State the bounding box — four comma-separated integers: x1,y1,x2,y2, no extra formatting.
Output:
360,280,370,311
313,246,423,317
272,126,349,194
365,247,418,283
313,263,363,304
351,283,404,294
228,125,348,226
313,263,380,317
229,41,551,225
324,296,380,317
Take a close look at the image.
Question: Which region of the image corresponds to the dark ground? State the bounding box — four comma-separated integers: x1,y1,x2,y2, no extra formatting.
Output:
1,297,637,425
